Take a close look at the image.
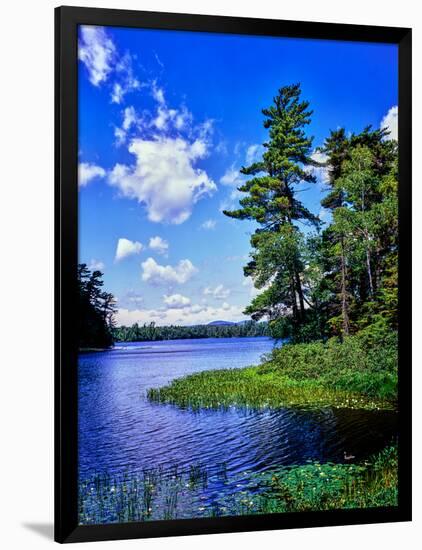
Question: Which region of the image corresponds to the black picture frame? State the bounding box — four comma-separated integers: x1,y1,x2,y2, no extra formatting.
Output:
55,5,412,543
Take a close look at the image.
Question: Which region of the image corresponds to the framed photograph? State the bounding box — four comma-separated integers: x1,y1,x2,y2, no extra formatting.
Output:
55,6,412,543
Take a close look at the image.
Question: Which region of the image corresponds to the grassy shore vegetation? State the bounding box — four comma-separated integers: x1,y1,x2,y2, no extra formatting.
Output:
147,327,397,411
79,445,397,524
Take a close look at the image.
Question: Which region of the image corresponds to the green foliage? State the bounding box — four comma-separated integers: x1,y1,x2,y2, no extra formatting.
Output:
223,84,320,336
222,83,398,345
318,131,398,337
78,264,116,349
225,444,398,514
79,446,397,523
148,328,397,410
114,320,270,342
264,329,397,401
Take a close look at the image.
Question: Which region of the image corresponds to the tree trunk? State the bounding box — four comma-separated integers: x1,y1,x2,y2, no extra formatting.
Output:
366,246,374,297
290,275,298,322
340,235,350,336
295,271,305,320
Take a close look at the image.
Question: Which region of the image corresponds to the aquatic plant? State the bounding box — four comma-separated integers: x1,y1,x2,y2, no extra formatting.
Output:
237,444,398,514
78,445,397,524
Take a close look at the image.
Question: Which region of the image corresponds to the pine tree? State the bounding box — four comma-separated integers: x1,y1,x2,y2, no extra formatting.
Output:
223,84,320,337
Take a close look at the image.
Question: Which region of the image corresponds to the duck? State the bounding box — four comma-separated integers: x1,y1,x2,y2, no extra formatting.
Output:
344,451,356,461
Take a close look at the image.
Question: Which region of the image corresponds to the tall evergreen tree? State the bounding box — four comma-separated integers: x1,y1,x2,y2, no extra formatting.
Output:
223,84,320,338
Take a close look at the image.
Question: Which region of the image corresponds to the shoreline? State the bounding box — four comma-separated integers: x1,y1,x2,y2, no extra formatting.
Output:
79,335,274,353
147,332,398,412
79,347,112,353
113,334,274,344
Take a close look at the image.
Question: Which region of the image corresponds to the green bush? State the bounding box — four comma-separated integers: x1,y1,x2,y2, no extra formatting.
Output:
263,329,397,401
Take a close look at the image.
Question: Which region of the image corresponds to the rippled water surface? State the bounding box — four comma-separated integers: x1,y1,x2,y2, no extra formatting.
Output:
78,337,397,482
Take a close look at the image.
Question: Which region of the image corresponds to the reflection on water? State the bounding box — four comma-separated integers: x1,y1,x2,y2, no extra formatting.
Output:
78,337,397,482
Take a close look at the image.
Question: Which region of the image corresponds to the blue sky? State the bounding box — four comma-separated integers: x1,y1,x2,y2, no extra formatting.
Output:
78,25,398,327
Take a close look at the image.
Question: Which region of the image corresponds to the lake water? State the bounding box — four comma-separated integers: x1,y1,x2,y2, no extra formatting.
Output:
78,337,397,483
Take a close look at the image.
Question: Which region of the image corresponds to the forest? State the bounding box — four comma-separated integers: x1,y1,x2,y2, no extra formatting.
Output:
113,321,270,342
221,83,398,345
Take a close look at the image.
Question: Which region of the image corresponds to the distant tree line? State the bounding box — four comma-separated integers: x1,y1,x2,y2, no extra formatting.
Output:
113,321,270,342
78,263,117,349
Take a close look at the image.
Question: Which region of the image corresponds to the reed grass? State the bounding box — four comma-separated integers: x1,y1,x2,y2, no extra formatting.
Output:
147,333,397,411
147,367,394,411
79,446,397,524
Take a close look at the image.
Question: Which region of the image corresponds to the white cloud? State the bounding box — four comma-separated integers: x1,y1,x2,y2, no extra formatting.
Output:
118,290,144,308
114,106,138,146
319,207,331,223
115,238,143,261
153,102,192,133
78,162,106,187
380,106,398,141
124,291,144,306
219,188,244,213
311,151,328,164
141,257,197,285
114,84,196,148
220,141,261,188
215,140,228,156
78,25,140,103
78,26,116,86
220,143,262,195
201,219,216,230
116,302,247,327
109,137,216,224
245,143,263,165
175,107,192,130
154,105,178,130
111,83,124,104
203,284,231,300
310,151,330,187
110,52,140,104
114,127,126,147
220,165,243,187
149,236,169,255
163,293,191,308
152,82,165,105
88,259,105,271
110,80,215,223
150,82,193,132
122,106,137,131
234,141,245,157
242,277,261,298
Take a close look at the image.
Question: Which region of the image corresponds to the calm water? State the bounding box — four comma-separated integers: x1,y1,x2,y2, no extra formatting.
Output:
78,337,397,482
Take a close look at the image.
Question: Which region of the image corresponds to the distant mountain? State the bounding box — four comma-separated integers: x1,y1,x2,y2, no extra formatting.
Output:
207,320,236,326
